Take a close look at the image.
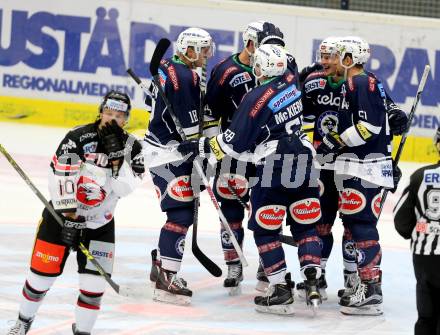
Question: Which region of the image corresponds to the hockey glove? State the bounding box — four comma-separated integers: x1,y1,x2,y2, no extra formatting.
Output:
316,132,344,155
257,22,285,46
299,63,324,86
99,120,126,176
177,137,211,162
390,162,402,193
387,102,408,136
61,216,86,251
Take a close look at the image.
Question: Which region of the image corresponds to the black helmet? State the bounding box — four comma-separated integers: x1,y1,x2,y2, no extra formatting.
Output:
99,90,131,120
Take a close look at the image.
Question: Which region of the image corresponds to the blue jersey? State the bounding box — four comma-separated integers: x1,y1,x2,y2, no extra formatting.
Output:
335,72,393,187
145,56,201,145
205,54,255,132
211,71,307,162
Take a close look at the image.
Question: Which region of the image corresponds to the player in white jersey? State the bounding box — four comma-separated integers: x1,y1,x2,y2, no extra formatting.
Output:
7,91,144,335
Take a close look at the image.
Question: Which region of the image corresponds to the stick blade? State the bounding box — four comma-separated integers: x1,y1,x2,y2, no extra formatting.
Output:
192,244,223,277
150,38,171,76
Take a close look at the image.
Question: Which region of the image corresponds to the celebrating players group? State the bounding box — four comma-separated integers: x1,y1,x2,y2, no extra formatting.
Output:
7,21,410,335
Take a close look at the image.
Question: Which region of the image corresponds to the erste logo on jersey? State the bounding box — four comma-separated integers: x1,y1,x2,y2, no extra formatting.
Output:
304,78,327,93
371,193,382,218
339,188,366,214
317,111,338,137
289,198,321,224
76,176,106,207
255,205,286,230
229,72,252,87
216,174,248,200
167,176,193,202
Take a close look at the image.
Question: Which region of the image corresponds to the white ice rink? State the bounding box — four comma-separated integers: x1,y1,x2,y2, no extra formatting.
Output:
0,122,423,335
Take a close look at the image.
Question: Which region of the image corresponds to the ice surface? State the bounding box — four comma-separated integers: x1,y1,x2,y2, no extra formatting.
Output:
0,122,420,334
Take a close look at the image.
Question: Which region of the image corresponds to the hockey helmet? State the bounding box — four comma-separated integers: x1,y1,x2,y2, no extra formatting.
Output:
316,36,340,62
252,44,287,79
99,90,131,120
335,36,370,66
176,27,215,62
243,20,266,49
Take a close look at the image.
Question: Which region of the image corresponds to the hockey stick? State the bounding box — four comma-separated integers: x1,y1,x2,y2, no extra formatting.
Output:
144,39,247,267
378,64,430,218
127,41,222,275
0,144,133,297
222,177,297,247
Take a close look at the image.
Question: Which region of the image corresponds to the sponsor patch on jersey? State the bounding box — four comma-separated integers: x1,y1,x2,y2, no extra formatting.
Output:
86,240,114,274
255,205,286,230
76,176,106,207
216,174,248,200
31,239,66,274
424,170,440,185
167,175,194,202
317,92,341,107
377,82,386,98
79,132,97,142
268,85,301,113
339,188,366,215
158,68,167,88
356,123,373,140
175,236,186,256
219,66,239,85
249,87,276,118
61,139,77,153
381,163,393,178
304,78,327,93
368,76,376,92
83,141,98,154
167,64,179,90
229,72,252,87
289,198,321,224
416,220,440,235
371,193,382,218
317,111,339,137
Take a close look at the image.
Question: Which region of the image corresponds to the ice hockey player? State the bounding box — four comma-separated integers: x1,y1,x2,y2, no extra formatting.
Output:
203,21,265,295
7,91,144,335
394,126,440,335
316,36,395,315
177,44,323,314
144,28,214,305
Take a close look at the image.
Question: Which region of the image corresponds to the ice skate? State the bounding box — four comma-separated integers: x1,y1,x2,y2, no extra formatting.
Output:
337,270,361,298
302,268,322,315
149,249,160,286
153,267,192,305
254,273,295,315
339,279,383,316
6,314,33,335
72,323,91,335
296,269,328,301
255,263,269,292
223,262,243,296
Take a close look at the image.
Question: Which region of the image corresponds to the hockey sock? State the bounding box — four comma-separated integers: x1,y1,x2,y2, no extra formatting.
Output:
342,227,357,272
293,226,321,271
253,232,286,285
316,223,333,269
221,222,244,264
75,274,105,333
19,272,56,319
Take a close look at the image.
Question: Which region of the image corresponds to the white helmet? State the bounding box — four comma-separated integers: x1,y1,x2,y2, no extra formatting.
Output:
176,27,215,62
243,21,265,49
335,36,370,66
316,36,339,62
252,44,287,79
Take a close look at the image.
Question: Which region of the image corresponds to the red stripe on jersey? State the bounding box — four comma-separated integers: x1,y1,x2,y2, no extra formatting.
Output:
52,155,81,172
219,66,239,85
167,64,179,90
368,76,376,92
348,77,355,91
249,87,276,118
305,70,326,81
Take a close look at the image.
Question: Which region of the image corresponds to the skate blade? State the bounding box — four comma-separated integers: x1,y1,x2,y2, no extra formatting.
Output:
152,288,191,306
255,281,269,292
340,304,383,316
297,288,328,301
310,299,320,317
255,303,295,315
227,285,242,296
